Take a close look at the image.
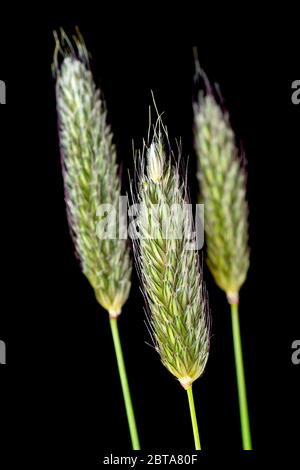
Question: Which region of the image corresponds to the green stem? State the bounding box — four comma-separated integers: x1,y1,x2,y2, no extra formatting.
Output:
230,303,252,450
109,317,140,450
186,386,201,450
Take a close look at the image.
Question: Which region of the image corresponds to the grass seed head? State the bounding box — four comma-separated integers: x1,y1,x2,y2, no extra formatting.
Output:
194,91,250,303
54,30,131,316
133,122,210,388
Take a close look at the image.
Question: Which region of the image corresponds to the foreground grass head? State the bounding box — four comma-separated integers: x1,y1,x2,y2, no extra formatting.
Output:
54,31,131,316
194,92,250,304
133,123,210,389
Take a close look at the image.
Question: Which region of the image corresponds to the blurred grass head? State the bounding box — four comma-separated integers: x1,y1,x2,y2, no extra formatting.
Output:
54,29,131,317
194,83,250,304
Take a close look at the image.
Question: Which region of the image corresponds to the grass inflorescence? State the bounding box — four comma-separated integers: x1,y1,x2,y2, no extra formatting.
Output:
54,30,140,450
132,117,210,449
194,75,252,449
194,92,249,304
133,123,210,389
54,29,131,317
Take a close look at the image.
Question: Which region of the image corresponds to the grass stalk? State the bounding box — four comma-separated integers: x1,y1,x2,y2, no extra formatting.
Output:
187,387,201,450
109,318,140,450
230,303,252,449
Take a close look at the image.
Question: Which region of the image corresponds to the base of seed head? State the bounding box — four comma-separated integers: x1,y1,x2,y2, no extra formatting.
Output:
226,291,239,305
179,376,195,390
109,309,121,319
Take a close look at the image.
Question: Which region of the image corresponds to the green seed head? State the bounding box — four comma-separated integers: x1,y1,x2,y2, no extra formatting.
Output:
134,126,210,388
194,93,250,303
54,31,131,316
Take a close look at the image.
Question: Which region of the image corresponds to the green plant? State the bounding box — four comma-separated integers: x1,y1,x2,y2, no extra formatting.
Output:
53,29,140,450
133,122,210,449
194,88,252,449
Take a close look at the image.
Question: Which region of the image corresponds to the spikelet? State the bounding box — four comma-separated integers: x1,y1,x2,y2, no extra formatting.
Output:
133,123,210,389
194,92,249,304
54,31,131,317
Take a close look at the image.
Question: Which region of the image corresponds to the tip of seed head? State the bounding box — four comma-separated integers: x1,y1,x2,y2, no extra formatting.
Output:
147,141,164,183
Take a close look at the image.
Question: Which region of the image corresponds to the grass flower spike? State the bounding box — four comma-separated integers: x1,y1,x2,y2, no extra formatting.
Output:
54,30,140,449
133,121,210,449
194,93,249,304
194,81,252,449
54,32,131,315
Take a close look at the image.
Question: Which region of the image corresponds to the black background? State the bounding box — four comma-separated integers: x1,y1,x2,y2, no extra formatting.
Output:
0,10,299,466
